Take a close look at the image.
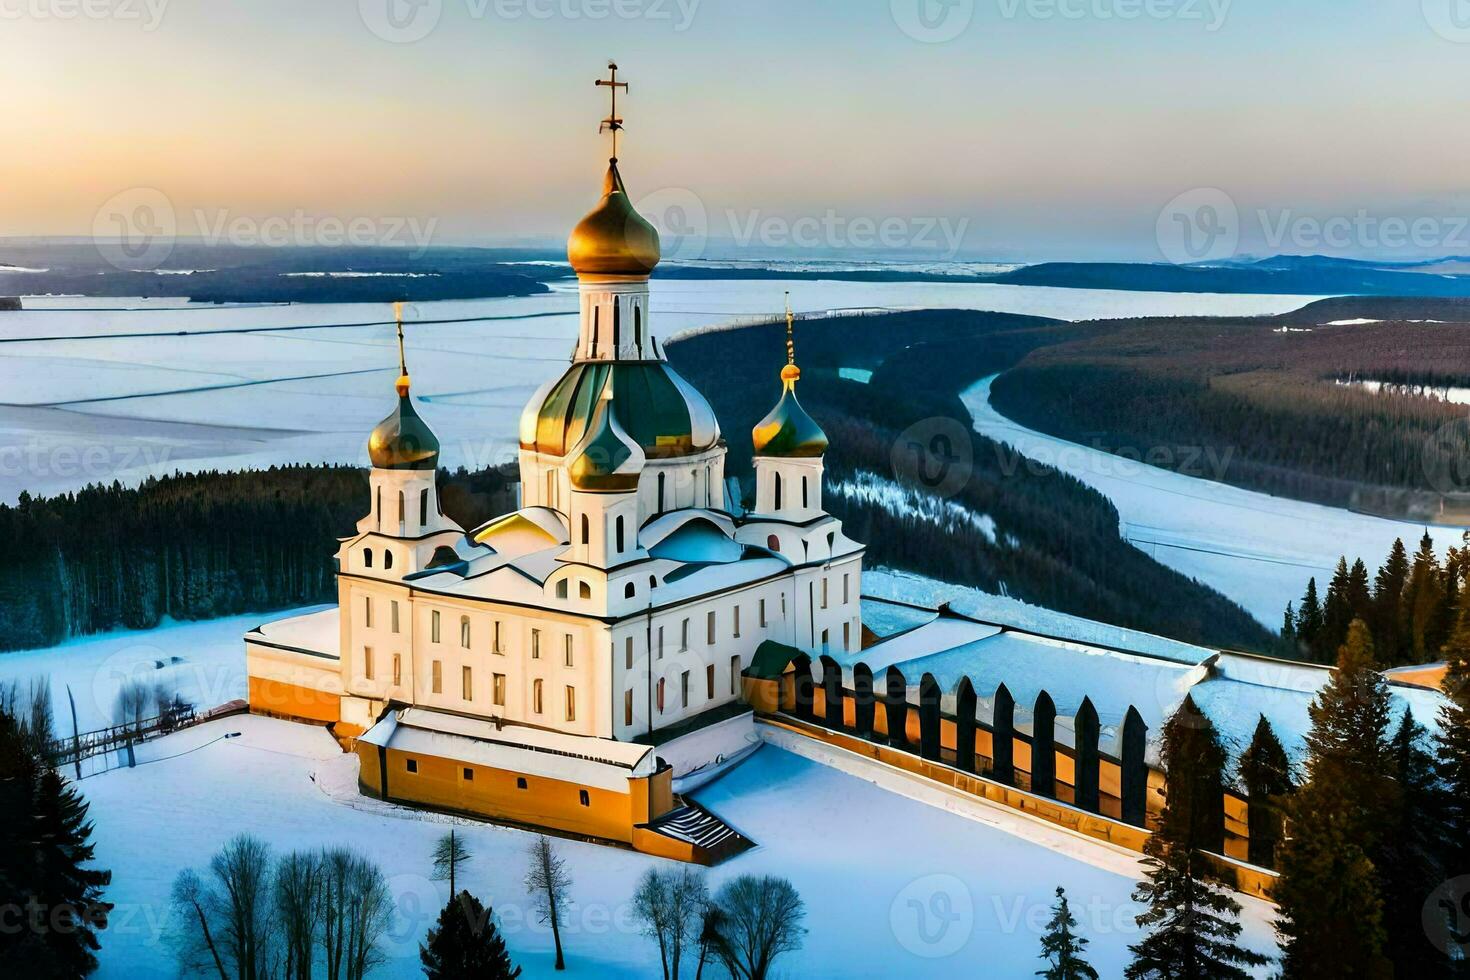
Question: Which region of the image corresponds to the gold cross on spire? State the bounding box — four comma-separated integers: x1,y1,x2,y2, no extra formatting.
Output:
596,61,629,161
781,292,801,386
394,301,410,395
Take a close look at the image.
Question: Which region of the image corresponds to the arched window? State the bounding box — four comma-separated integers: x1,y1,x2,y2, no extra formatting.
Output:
624,583,636,599
556,579,568,599
460,616,471,649
533,679,544,714
579,582,592,600
363,548,374,568
581,514,590,545
384,550,394,570
773,472,783,511
420,488,430,526
657,472,666,513
649,575,657,591
828,531,836,553
397,491,405,526
767,534,780,553
616,516,625,553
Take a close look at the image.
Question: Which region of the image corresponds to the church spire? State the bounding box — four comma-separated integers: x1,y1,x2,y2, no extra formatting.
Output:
596,61,629,162
782,291,801,388
394,301,411,396
752,295,828,458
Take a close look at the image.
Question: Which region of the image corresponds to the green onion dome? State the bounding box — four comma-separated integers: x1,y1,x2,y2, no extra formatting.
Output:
752,370,828,458
520,361,720,461
568,377,645,493
368,381,441,470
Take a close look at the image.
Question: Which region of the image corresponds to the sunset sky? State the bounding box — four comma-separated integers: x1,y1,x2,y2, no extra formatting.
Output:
5,0,1469,260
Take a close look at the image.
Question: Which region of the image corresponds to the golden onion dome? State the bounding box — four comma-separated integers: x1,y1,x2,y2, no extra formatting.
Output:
567,161,661,279
520,361,720,460
752,381,828,458
368,390,441,470
568,378,645,493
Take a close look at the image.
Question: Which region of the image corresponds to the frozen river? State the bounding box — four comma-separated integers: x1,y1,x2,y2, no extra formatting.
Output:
0,279,1321,503
963,375,1467,627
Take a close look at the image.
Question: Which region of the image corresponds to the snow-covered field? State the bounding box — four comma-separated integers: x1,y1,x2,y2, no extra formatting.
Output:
963,375,1468,627
74,714,1277,979
0,281,1321,503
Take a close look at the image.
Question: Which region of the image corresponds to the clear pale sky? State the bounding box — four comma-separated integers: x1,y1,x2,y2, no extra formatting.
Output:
4,0,1469,261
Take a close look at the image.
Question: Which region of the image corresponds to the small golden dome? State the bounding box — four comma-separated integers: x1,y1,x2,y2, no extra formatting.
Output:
567,161,661,279
752,382,828,458
368,392,440,471
781,364,801,383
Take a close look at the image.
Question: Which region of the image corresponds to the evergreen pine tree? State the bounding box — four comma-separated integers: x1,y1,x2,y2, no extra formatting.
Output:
1347,558,1373,624
1236,716,1291,870
1296,578,1324,658
1380,709,1451,976
1436,610,1470,970
1318,557,1354,662
1373,538,1410,664
1279,603,1299,659
1405,532,1446,664
1126,698,1267,980
1275,619,1396,979
1037,886,1098,980
420,891,522,980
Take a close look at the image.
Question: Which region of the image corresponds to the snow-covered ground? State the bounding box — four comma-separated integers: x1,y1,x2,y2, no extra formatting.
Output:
963,376,1468,627
0,282,1321,503
74,713,1277,979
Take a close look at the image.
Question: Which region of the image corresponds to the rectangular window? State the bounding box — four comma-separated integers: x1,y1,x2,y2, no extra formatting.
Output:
706,664,715,700
579,789,590,807
534,679,543,714
364,647,374,681
517,776,528,790
364,596,373,629
781,592,787,616
431,609,441,643
462,766,474,781
532,629,541,659
843,573,851,604
461,665,472,701
392,654,401,687
681,671,690,709
391,600,400,634
731,655,741,695
460,617,471,649
821,629,830,654
431,660,442,694
564,635,574,668
843,622,852,652
565,686,576,722
625,637,634,671
657,678,666,713
624,689,634,726
493,621,503,654
733,606,741,638
405,758,417,773
680,619,689,651
493,673,506,707
821,579,829,609
657,626,664,660
706,611,716,645
759,599,767,628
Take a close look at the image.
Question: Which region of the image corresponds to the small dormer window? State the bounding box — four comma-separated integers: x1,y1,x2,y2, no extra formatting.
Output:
363,549,374,568
556,580,568,599
624,583,635,599
579,582,592,600
383,551,393,571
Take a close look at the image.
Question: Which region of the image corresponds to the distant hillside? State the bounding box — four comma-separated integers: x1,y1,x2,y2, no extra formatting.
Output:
668,310,1273,652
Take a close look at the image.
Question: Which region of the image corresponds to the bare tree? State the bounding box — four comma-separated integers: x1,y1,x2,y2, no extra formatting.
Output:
209,834,277,980
694,905,726,980
523,836,570,971
430,829,472,898
712,875,805,980
275,850,323,980
169,868,228,980
318,848,392,980
632,866,708,980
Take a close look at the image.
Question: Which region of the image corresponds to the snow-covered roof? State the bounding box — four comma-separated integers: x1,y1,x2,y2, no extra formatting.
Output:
246,608,340,659
360,707,657,792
